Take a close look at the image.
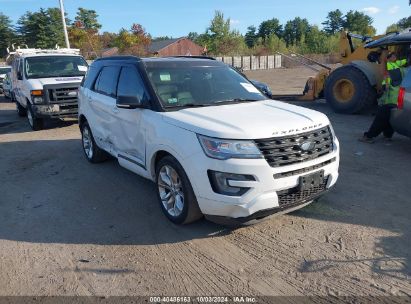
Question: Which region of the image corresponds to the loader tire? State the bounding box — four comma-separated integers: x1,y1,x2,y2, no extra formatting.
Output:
325,65,376,114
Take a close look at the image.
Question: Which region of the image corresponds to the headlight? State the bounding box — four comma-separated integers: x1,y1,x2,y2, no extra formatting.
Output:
197,135,263,160
31,90,44,104
328,123,336,139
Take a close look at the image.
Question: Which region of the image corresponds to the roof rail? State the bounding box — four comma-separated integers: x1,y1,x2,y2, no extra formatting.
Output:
94,55,141,62
166,56,216,60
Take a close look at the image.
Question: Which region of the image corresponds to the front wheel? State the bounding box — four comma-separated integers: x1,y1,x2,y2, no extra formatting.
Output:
325,65,376,114
156,156,203,224
27,103,43,130
16,101,27,117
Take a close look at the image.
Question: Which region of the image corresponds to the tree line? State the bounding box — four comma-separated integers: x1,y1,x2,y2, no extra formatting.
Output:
0,8,410,59
0,8,151,59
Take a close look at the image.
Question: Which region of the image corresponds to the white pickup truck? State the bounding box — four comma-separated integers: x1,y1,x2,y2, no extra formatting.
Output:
78,56,340,225
10,48,88,130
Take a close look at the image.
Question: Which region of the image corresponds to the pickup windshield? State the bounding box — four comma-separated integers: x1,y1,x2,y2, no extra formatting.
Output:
25,56,88,79
145,62,265,108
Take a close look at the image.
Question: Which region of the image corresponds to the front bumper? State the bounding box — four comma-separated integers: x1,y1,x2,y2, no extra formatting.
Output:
205,200,316,225
184,139,340,223
33,103,78,118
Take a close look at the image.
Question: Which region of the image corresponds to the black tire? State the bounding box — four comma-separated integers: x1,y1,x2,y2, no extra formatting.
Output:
16,101,26,117
80,122,108,163
27,103,44,130
325,65,377,114
155,155,203,224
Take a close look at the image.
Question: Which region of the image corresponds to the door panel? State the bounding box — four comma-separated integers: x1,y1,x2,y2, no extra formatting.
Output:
113,65,149,168
88,65,120,153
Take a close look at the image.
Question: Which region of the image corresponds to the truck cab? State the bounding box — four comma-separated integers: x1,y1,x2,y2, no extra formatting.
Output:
10,48,88,130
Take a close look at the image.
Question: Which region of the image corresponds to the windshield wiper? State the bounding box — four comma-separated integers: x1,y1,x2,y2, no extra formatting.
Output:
214,98,260,104
165,103,211,109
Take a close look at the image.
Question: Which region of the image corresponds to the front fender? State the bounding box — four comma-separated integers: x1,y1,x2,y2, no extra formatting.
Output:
351,60,383,87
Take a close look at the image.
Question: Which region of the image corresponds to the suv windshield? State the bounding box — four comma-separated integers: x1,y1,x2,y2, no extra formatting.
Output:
145,61,265,108
0,67,11,74
25,56,88,79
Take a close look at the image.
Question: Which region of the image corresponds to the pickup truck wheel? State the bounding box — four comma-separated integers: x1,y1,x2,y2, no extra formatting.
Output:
27,103,43,130
81,122,108,163
156,156,203,224
16,101,27,117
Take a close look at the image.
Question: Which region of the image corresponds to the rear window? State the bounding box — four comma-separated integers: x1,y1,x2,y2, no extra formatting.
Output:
94,66,121,97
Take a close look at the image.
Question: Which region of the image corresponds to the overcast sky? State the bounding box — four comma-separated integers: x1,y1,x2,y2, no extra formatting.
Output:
1,0,409,36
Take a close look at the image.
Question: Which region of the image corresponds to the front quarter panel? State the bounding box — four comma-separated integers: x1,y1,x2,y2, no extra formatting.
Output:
145,111,203,186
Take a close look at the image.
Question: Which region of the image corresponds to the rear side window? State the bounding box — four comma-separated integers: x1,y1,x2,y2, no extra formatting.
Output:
117,66,149,102
94,66,121,97
82,65,100,89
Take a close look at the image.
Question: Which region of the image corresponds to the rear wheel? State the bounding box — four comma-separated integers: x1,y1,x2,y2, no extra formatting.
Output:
325,65,376,114
27,103,43,130
81,122,108,163
155,156,203,224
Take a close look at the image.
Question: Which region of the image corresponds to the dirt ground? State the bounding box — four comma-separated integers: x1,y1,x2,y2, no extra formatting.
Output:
0,67,411,298
246,68,316,95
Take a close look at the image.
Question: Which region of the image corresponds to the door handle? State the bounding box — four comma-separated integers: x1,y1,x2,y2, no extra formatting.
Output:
112,107,119,114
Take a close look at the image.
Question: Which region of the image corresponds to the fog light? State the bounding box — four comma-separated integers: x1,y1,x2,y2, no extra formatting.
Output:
208,170,255,196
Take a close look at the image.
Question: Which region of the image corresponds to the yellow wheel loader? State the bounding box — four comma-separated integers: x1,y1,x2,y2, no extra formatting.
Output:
289,31,407,114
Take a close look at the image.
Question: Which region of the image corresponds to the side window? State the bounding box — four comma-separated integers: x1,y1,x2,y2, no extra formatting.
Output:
18,59,24,78
117,66,149,102
94,66,120,97
82,65,99,89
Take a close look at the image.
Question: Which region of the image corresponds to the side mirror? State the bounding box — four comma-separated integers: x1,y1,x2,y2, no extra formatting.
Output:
17,71,23,80
116,95,146,109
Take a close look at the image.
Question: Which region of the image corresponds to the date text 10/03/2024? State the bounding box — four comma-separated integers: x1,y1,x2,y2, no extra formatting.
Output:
149,296,257,303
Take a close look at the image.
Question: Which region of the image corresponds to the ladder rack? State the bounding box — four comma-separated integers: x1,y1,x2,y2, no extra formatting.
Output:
6,46,80,58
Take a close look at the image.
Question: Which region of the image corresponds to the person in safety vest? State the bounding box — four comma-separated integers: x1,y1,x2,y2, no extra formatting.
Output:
360,52,407,143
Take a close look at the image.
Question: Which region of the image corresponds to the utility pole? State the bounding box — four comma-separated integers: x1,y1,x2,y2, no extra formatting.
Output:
59,0,70,48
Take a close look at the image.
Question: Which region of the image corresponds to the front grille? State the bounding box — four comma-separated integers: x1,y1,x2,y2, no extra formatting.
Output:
48,87,79,103
254,126,333,167
277,177,328,207
59,104,78,111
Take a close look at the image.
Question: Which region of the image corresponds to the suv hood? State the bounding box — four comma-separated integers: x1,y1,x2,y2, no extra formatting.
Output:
162,100,330,139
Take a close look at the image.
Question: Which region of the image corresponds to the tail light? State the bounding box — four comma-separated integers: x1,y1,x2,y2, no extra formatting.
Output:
398,87,405,109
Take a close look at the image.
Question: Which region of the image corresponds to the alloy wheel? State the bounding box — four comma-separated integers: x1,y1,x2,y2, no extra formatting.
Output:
157,165,184,217
82,127,93,159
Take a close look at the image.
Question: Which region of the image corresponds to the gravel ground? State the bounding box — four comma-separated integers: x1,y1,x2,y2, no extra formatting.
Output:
0,68,410,297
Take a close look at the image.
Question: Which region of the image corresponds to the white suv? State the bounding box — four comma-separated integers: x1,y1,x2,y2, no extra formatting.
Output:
78,56,340,225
